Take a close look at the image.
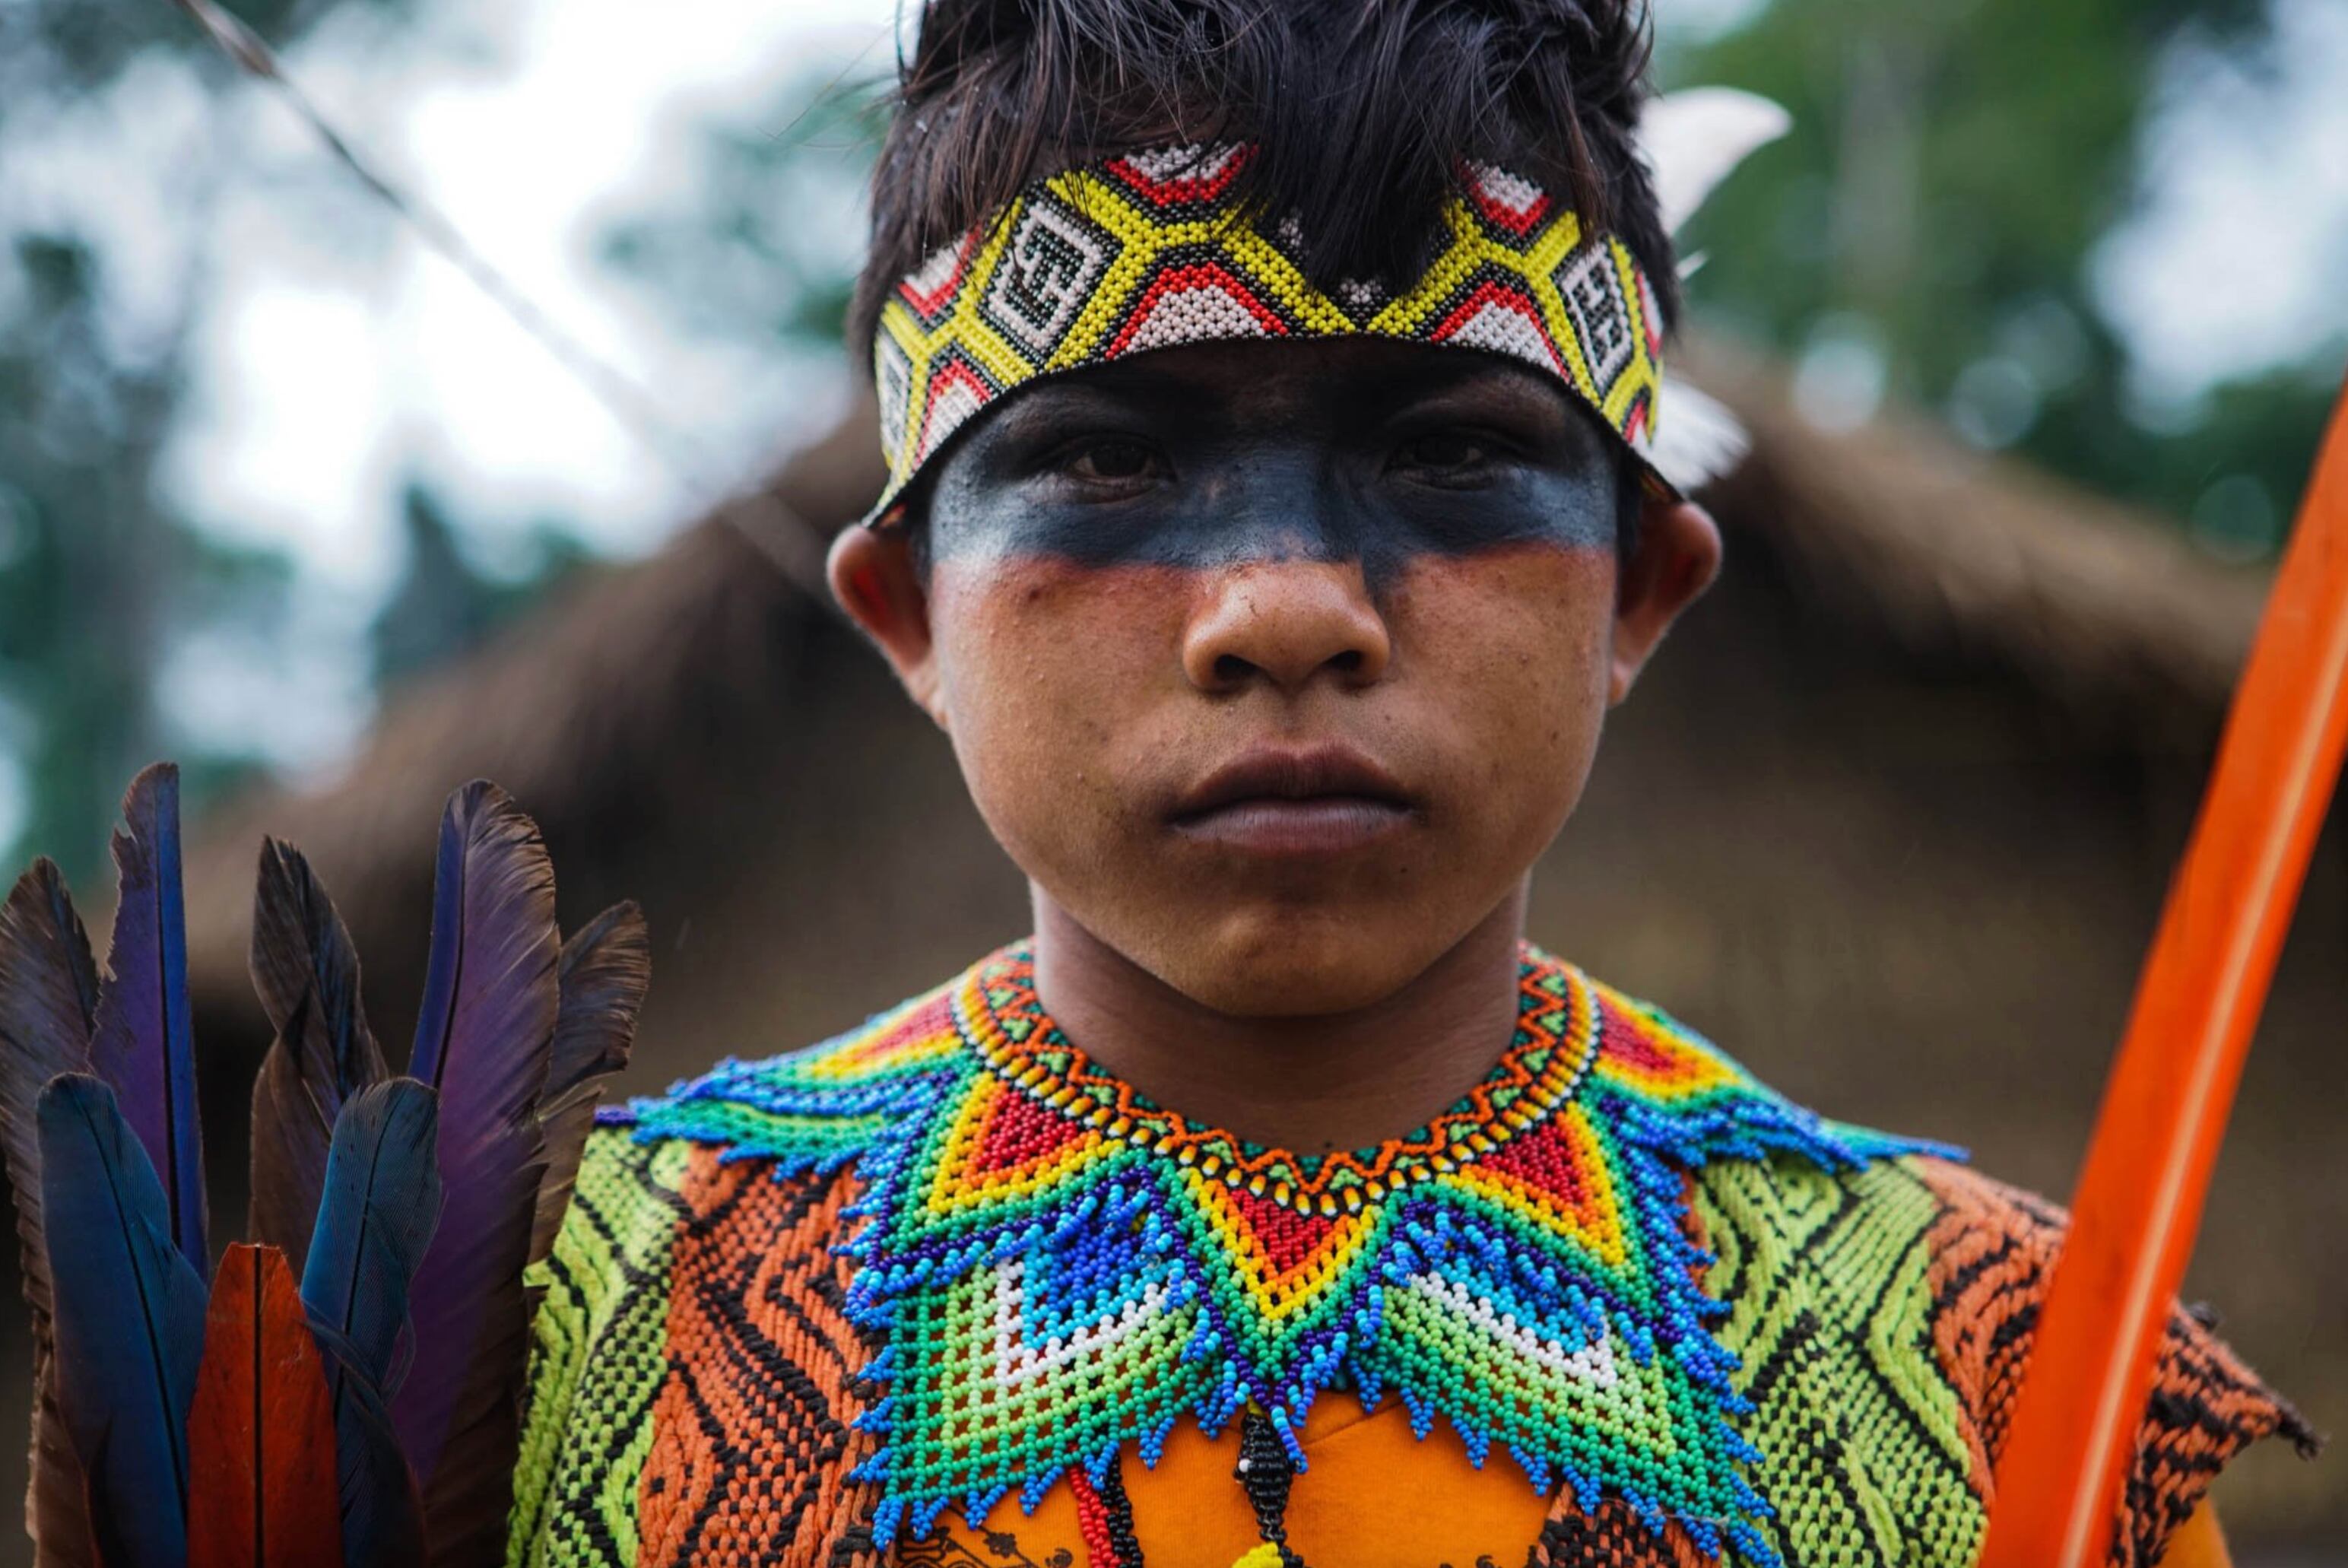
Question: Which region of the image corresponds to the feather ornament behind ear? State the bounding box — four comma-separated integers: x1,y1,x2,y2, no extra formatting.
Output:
1635,86,1791,495
1642,87,1792,239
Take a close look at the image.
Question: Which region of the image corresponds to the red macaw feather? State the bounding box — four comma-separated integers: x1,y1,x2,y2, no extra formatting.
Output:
187,1244,345,1568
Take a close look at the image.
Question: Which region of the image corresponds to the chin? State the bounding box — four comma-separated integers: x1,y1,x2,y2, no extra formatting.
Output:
1134,903,1447,1018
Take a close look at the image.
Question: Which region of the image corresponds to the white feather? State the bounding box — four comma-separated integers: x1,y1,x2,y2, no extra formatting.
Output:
1640,87,1794,237
1650,381,1750,495
1636,87,1790,489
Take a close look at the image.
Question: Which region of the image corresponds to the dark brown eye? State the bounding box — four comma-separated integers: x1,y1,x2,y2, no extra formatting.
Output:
1062,438,1156,482
1396,430,1490,471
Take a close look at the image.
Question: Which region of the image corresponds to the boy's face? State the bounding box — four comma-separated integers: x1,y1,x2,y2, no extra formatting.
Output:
833,339,1720,1016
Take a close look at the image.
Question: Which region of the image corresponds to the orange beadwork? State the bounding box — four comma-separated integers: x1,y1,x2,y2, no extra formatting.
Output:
951,956,1598,1214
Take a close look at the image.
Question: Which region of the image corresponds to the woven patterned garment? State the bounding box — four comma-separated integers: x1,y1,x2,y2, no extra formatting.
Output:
505,948,2311,1568
870,146,1669,518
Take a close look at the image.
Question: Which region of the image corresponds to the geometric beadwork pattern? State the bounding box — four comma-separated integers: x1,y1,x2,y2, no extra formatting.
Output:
614,944,1926,1560
636,1147,884,1563
869,144,1671,518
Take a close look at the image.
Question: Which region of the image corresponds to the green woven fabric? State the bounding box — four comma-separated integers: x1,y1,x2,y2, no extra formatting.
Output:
1693,1154,1982,1567
509,1131,694,1568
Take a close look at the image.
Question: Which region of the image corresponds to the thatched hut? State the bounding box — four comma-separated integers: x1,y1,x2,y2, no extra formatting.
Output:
146,339,2348,1554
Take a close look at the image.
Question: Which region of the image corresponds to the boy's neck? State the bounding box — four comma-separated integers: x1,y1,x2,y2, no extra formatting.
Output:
1030,892,1530,1157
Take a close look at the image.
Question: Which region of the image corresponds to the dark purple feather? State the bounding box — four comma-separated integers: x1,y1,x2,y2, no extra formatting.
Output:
86,763,207,1280
249,836,389,1274
529,902,649,1265
393,781,560,1561
0,861,98,1567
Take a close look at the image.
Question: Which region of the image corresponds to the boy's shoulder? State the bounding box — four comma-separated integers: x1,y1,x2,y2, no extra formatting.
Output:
598,970,970,1178
1693,1145,2312,1563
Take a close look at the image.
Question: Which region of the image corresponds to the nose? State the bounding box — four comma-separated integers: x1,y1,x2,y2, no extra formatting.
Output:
1180,560,1393,694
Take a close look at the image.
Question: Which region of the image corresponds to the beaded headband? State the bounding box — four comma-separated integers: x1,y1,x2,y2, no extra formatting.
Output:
868,144,1672,522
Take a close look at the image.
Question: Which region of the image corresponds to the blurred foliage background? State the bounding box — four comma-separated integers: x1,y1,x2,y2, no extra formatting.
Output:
3,0,2344,883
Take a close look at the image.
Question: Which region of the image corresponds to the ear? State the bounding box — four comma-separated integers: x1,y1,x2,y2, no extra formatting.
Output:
827,522,948,725
1610,497,1721,705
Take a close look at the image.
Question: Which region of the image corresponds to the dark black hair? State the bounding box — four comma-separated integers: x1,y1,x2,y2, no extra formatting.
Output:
851,0,1677,356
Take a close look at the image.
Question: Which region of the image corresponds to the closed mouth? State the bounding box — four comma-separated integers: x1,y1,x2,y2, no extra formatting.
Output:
1169,747,1419,852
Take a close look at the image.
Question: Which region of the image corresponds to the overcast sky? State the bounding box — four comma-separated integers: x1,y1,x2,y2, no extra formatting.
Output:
4,0,2345,817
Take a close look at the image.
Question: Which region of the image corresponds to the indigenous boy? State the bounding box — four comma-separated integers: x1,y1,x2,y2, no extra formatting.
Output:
506,2,2310,1564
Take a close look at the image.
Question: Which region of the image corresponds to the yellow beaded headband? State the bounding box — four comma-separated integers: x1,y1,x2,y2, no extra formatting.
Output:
868,143,1671,522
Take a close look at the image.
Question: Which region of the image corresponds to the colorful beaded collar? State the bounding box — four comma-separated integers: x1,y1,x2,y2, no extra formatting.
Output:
868,143,1671,522
615,945,1919,1560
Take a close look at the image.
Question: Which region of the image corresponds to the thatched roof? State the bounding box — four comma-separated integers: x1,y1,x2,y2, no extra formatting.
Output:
179,398,900,1055
1685,338,2269,724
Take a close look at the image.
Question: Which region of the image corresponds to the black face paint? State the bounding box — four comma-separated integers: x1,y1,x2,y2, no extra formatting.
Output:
918,341,1626,594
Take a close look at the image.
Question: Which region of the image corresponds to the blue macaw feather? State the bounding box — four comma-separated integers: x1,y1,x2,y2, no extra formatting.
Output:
393,781,560,1562
248,836,388,1276
86,763,207,1280
36,1073,208,1568
306,1317,427,1568
301,1078,441,1390
301,1077,440,1568
0,859,101,1567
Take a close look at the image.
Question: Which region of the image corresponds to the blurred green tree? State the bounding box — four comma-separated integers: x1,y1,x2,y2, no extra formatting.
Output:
0,0,382,878
0,233,291,883
371,484,594,690
0,0,561,880
600,68,888,354
1664,0,2337,549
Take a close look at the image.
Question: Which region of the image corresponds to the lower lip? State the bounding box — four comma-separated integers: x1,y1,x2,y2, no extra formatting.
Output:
1171,797,1416,856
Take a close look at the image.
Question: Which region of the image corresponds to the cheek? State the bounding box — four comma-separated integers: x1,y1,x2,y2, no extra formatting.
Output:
925,558,1195,843
1385,544,1617,812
